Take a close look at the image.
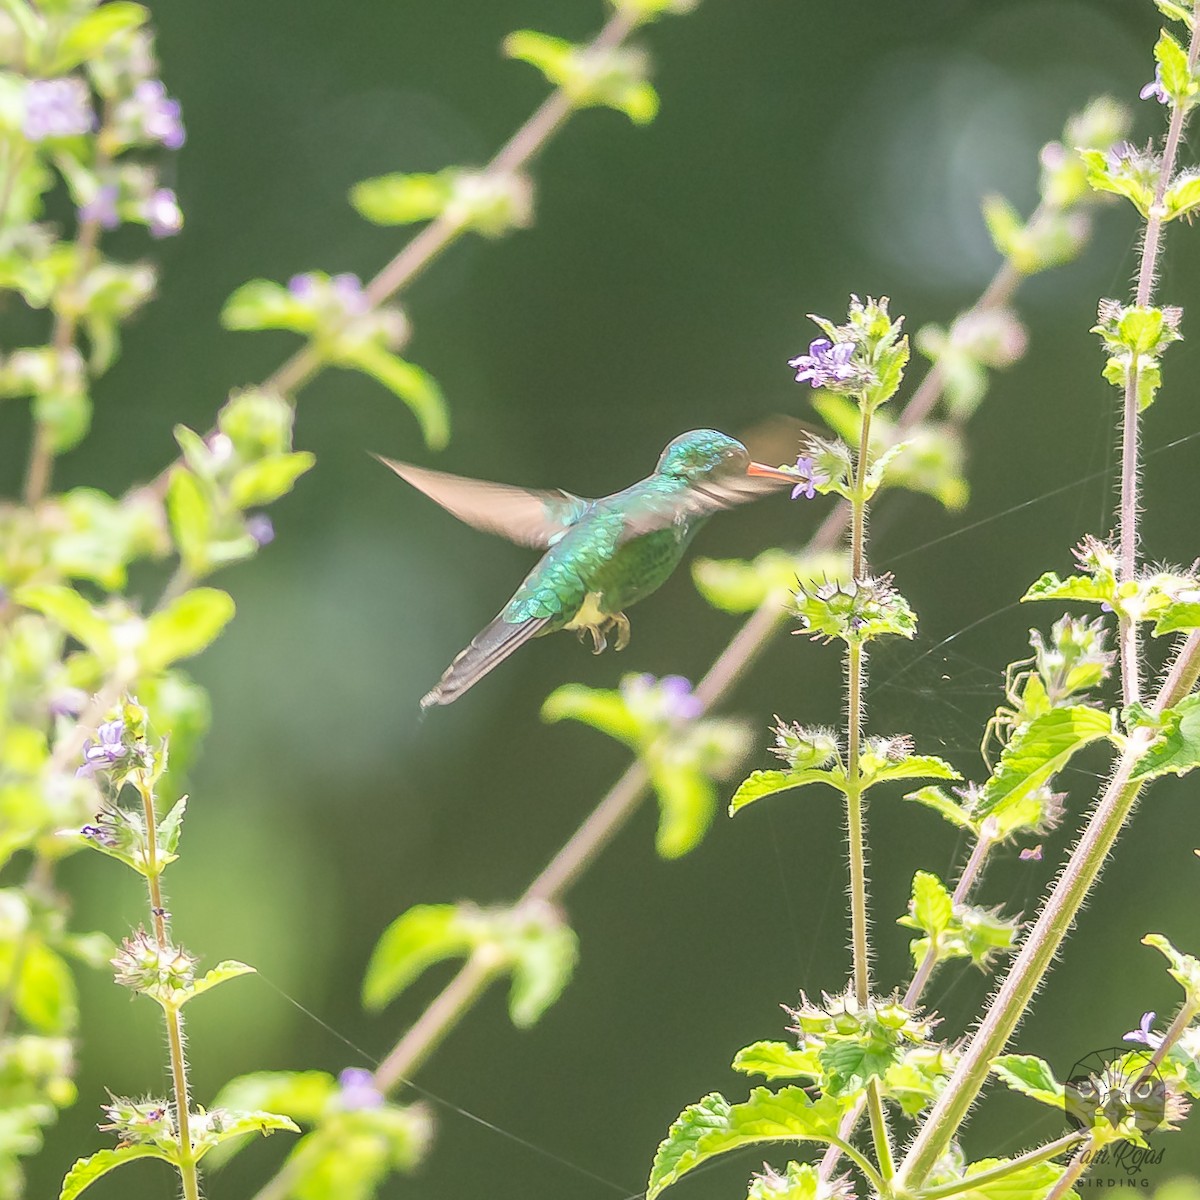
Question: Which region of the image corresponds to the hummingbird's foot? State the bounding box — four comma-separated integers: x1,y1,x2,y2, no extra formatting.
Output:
577,624,607,654
611,612,631,651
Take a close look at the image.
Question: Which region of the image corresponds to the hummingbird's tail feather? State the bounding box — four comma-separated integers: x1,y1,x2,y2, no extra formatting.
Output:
420,614,552,709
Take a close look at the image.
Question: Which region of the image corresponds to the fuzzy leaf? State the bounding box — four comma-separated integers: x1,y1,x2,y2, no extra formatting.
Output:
184,960,256,1004
1143,933,1200,1002
1132,695,1200,780
979,707,1113,817
951,1158,1076,1200
195,1109,299,1155
507,920,578,1027
141,588,235,673
1022,571,1112,605
1155,30,1193,103
904,786,976,832
1152,600,1200,636
60,1146,172,1200
732,1041,822,1081
729,768,845,813
15,585,115,660
648,1087,850,1199
904,871,953,940
991,1055,1065,1108
362,904,476,1011
860,755,959,791
158,796,187,856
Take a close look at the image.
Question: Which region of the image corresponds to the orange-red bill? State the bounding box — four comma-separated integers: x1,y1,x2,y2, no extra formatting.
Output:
746,461,796,481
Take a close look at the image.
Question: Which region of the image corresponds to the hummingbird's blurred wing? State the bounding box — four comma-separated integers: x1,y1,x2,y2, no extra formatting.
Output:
375,456,592,549
617,471,793,542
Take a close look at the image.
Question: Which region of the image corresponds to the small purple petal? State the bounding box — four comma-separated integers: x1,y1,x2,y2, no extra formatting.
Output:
1018,845,1043,862
24,77,95,141
788,338,857,389
76,719,128,777
79,185,120,231
246,514,274,547
660,675,703,721
788,454,825,501
144,187,182,238
330,272,369,317
288,273,319,301
338,1067,384,1110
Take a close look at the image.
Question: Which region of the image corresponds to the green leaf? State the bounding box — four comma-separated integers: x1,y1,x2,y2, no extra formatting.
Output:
732,1041,822,1082
819,1038,899,1096
950,1158,1076,1200
507,921,578,1027
1155,30,1194,104
362,904,475,1011
52,2,147,72
141,588,235,674
158,796,187,856
195,1109,299,1157
1143,933,1200,1002
15,585,116,661
1155,0,1195,24
1153,599,1200,636
729,768,844,813
650,761,715,859
350,172,453,226
1165,170,1200,221
212,1071,336,1125
221,279,315,334
979,707,1113,817
1022,571,1112,605
184,960,256,1004
541,684,641,746
904,786,976,832
338,343,449,451
17,940,78,1034
1132,695,1200,780
166,469,215,575
860,754,959,790
229,451,315,508
748,1161,825,1200
991,1055,1065,1108
648,1087,850,1199
905,871,953,940
692,549,848,614
60,1146,172,1200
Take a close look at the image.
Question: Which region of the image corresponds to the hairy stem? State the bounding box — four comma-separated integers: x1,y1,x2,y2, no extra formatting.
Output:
894,631,1200,1189
136,774,199,1200
1042,1141,1094,1200
1116,0,1200,706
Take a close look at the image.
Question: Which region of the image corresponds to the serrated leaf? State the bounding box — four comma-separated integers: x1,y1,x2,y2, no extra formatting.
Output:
1155,30,1193,102
819,1038,899,1096
338,343,449,451
648,1087,850,1199
951,1158,1076,1200
1155,0,1195,24
52,2,147,72
362,904,475,1011
185,960,256,1004
860,755,959,790
1022,571,1112,605
60,1146,172,1200
15,585,116,661
979,707,1113,817
1143,933,1200,1002
729,768,845,814
507,921,577,1027
650,761,715,859
732,1041,822,1081
206,1071,337,1167
158,796,187,856
1166,171,1200,221
905,871,953,939
229,452,315,508
141,588,235,673
904,786,976,832
196,1109,299,1155
1153,599,1200,636
991,1054,1065,1108
1132,695,1200,781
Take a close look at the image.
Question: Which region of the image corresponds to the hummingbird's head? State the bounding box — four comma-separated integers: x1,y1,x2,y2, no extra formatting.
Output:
655,429,751,482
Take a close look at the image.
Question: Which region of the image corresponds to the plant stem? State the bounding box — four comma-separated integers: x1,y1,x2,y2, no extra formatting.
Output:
916,1132,1085,1200
136,775,200,1200
894,630,1200,1190
1116,0,1200,706
1042,1140,1093,1200
866,1078,895,1183
1136,997,1200,1082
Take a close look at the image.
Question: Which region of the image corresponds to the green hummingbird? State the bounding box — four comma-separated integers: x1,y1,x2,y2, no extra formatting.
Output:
378,429,796,709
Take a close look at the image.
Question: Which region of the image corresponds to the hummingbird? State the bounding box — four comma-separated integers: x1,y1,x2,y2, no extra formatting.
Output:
378,429,797,709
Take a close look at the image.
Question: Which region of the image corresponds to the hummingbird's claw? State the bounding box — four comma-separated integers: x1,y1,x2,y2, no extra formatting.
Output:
612,612,631,651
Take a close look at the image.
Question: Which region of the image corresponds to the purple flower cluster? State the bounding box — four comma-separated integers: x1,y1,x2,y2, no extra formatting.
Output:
116,79,186,149
620,673,703,723
24,77,95,141
80,185,121,231
788,338,856,389
143,188,182,238
77,719,128,778
288,272,371,317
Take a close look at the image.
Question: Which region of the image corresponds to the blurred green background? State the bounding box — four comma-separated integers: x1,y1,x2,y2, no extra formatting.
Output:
15,0,1200,1195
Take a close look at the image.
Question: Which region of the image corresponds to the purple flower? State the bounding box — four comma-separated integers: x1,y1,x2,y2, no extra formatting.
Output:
79,185,120,231
330,272,370,317
1124,1011,1163,1049
129,79,186,149
1141,67,1169,106
620,673,703,723
77,719,128,778
1018,845,1043,862
24,77,95,141
49,687,88,717
659,675,704,721
337,1068,383,1110
246,514,274,546
788,338,856,389
789,455,827,501
143,188,182,238
288,273,319,301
